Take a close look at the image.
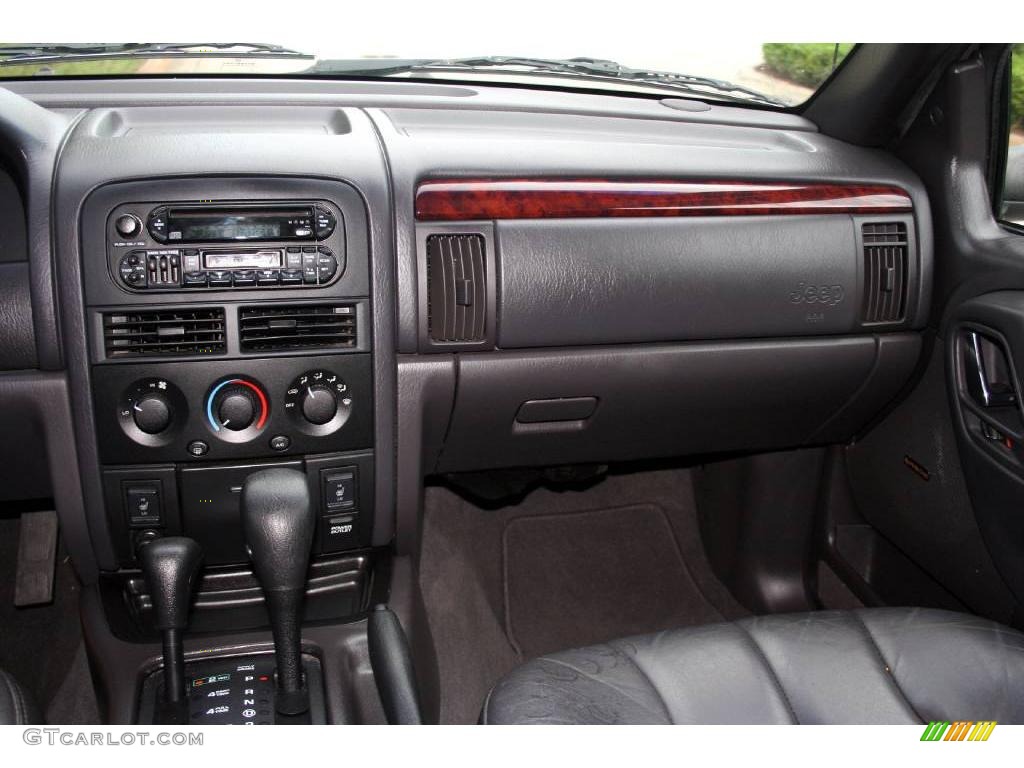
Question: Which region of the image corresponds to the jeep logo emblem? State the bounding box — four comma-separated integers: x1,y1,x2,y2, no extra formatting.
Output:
789,283,844,306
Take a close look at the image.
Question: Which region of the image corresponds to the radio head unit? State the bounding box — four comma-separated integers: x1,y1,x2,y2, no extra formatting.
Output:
146,203,336,244
108,200,345,292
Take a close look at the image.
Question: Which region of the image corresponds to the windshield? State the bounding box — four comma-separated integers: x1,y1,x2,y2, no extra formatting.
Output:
0,42,853,108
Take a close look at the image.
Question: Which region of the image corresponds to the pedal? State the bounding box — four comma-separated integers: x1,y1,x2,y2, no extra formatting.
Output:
14,510,58,607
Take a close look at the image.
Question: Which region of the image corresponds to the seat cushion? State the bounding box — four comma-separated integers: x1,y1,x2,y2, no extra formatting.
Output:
0,668,38,725
482,608,1024,724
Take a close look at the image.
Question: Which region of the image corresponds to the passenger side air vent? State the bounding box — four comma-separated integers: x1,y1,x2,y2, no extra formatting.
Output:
239,304,357,352
861,222,909,324
103,308,226,358
426,233,487,343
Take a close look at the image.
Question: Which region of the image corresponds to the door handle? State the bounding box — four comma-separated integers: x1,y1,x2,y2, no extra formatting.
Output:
964,331,1018,408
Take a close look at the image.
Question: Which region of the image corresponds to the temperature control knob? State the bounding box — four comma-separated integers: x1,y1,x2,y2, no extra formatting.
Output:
205,377,269,442
133,391,173,434
284,370,352,435
216,386,258,431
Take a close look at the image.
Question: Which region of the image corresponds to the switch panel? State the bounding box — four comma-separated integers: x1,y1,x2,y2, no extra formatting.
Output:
322,468,357,511
124,482,163,528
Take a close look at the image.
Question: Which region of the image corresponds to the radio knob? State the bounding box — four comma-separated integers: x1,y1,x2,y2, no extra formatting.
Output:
299,383,338,425
132,392,173,434
115,214,142,238
216,386,258,431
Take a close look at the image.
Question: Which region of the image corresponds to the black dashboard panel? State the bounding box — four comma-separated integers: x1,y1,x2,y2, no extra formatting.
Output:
0,78,934,586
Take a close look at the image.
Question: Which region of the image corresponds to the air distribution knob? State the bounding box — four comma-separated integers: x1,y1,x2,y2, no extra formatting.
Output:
133,391,173,434
299,383,338,425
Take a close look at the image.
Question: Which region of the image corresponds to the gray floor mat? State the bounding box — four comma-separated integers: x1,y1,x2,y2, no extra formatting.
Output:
0,515,88,719
420,467,746,724
45,642,101,725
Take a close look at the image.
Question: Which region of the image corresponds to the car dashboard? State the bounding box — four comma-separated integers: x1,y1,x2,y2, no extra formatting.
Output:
0,76,933,724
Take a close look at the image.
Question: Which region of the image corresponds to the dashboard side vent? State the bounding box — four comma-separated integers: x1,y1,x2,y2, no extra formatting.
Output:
103,308,226,358
426,233,487,343
239,304,357,353
861,221,909,324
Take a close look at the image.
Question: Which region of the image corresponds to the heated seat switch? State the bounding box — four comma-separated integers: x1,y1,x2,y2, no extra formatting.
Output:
125,484,163,527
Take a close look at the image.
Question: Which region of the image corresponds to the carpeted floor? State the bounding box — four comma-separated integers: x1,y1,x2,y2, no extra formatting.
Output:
0,513,101,723
419,467,747,724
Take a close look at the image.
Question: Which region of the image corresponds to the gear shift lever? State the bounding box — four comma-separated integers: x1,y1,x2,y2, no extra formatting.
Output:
138,537,203,724
241,468,315,717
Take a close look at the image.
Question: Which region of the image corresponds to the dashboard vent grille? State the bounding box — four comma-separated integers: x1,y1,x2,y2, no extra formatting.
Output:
861,222,908,324
239,304,357,352
103,308,226,358
426,233,487,343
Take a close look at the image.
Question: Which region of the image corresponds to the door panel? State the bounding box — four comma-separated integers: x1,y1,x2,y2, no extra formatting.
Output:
947,293,1024,602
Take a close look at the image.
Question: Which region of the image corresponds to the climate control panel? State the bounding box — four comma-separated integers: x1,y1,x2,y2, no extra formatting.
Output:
93,355,373,464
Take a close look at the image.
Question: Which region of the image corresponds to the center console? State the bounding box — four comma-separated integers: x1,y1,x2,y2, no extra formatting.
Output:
81,177,379,650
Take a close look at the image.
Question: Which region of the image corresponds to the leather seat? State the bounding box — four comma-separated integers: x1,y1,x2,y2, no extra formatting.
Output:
483,608,1024,724
0,669,38,724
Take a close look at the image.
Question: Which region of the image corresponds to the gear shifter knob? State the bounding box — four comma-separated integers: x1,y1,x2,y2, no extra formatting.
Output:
241,467,315,716
139,536,203,721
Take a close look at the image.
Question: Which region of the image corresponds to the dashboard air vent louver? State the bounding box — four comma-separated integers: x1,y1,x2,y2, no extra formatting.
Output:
861,222,908,324
426,233,487,343
239,304,357,353
103,308,226,358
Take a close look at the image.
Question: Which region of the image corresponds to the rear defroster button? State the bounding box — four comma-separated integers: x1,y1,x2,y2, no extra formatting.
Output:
187,440,209,457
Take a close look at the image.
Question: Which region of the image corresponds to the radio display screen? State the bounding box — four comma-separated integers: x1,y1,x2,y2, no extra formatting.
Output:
183,219,282,241
166,206,313,243
204,250,282,269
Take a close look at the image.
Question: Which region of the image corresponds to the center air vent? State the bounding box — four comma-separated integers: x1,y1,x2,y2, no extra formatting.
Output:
239,304,357,352
861,221,909,324
103,308,225,358
426,233,487,343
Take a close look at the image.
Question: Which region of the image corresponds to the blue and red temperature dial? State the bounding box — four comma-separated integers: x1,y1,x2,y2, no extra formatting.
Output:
205,377,269,436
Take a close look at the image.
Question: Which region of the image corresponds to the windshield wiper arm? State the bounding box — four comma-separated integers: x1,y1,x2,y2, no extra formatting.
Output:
0,43,313,65
335,55,784,106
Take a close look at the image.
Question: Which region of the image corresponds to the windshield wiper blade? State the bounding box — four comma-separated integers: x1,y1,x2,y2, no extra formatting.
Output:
0,43,313,65
341,55,784,106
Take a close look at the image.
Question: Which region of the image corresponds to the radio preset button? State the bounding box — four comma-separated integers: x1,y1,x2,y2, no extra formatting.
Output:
232,270,256,287
207,271,232,288
183,272,208,287
280,269,303,285
256,269,280,286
